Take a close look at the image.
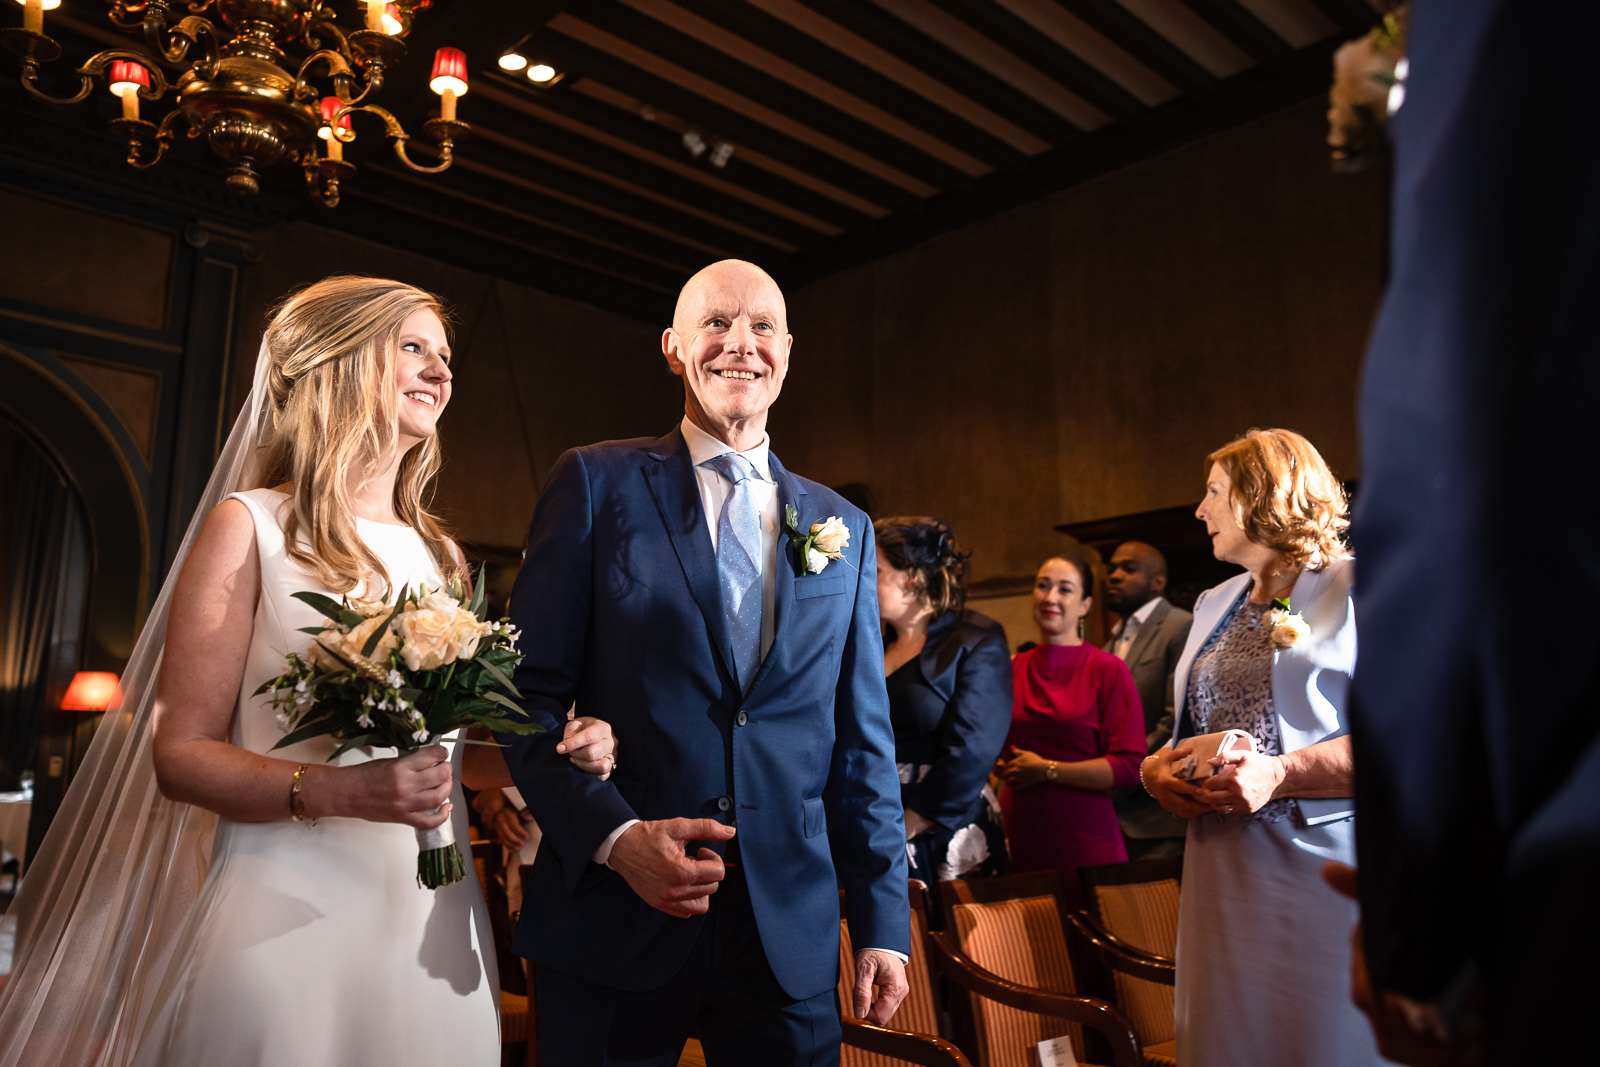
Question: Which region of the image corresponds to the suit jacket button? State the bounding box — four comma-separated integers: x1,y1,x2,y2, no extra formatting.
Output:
716,795,733,812
736,710,749,726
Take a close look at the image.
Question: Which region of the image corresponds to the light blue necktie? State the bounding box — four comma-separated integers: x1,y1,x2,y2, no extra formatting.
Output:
704,452,762,694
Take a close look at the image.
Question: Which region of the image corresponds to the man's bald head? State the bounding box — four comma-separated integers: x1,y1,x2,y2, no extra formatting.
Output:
662,260,794,451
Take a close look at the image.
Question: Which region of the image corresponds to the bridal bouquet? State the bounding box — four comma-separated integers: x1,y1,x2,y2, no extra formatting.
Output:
256,579,543,888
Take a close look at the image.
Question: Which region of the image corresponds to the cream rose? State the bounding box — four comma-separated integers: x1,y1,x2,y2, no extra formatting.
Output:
311,614,396,669
1269,612,1310,649
396,607,458,671
811,516,849,556
805,547,829,574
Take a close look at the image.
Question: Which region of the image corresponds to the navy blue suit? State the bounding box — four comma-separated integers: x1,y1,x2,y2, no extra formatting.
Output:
500,427,909,1052
1350,1,1600,1059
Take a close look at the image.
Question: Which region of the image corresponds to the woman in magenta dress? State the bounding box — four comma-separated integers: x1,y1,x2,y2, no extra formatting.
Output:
998,553,1145,906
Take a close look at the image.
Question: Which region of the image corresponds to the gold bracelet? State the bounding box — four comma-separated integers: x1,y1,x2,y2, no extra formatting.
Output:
1139,754,1159,798
289,763,317,827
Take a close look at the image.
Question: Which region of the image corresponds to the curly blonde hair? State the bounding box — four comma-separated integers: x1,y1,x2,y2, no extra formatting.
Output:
1207,428,1349,570
255,275,463,598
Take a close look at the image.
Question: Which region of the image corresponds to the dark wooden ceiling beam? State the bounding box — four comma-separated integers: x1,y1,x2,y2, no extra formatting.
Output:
463,92,831,249
570,0,979,191
802,0,1086,148
330,189,672,321
923,0,1148,123
691,0,1029,169
1053,0,1219,95
784,38,1341,288
1180,0,1298,69
371,157,725,273
529,31,925,212
456,134,795,261
359,163,688,292
483,74,875,232
1304,0,1385,37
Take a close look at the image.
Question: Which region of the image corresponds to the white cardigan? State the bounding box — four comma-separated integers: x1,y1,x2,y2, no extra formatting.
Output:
1172,556,1358,827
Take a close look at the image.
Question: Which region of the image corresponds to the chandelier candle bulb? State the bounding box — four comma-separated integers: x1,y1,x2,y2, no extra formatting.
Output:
108,60,148,121
429,47,467,122
381,3,402,35
17,0,59,36
319,96,351,161
364,0,383,31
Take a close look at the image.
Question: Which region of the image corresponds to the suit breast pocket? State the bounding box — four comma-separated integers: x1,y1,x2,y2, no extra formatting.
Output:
793,574,846,600
803,795,827,838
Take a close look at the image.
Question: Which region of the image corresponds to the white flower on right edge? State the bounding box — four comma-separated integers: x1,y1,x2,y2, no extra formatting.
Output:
1267,597,1310,649
805,547,829,573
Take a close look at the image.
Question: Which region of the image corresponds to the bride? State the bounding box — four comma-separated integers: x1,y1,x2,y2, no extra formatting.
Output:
0,276,614,1065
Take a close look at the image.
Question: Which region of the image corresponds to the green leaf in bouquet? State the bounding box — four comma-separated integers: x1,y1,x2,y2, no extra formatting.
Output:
468,574,487,619
489,715,547,736
292,591,366,628
297,625,335,637
271,716,343,750
363,599,406,658
480,689,527,716
426,686,459,727
478,655,517,693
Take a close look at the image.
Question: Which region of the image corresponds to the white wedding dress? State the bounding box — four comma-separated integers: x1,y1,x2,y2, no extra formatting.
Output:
130,488,500,1066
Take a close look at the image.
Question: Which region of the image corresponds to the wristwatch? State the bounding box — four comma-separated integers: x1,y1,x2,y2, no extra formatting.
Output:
1045,760,1058,782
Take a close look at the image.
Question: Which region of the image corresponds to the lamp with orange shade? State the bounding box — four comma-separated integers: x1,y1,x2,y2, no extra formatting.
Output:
61,671,122,712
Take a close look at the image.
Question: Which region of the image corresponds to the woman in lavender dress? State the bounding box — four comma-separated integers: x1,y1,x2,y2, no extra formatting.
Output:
1142,428,1385,1067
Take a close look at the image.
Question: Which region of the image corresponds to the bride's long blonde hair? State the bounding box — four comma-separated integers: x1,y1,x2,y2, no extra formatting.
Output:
255,275,463,597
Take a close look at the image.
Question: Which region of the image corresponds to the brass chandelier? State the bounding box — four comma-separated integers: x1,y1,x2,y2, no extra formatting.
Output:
1,0,470,206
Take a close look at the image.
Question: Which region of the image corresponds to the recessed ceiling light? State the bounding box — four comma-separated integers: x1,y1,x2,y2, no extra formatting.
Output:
526,63,558,84
499,52,529,72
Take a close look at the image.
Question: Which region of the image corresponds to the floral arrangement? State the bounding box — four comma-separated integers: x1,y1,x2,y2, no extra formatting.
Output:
257,580,542,888
1327,5,1408,170
1267,597,1310,649
783,506,850,576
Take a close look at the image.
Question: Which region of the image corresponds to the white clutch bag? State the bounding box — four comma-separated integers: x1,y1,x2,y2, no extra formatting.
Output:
1174,729,1256,780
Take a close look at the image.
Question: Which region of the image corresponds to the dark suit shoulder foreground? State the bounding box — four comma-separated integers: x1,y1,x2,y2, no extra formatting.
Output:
500,425,909,1002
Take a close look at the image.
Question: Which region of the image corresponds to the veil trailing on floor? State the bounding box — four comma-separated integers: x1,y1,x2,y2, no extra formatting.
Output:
0,344,277,1065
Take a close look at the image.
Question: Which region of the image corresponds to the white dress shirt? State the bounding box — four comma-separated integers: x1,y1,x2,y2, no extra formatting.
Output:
1112,595,1161,660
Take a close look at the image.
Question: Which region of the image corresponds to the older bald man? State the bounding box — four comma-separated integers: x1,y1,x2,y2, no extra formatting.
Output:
499,261,910,1066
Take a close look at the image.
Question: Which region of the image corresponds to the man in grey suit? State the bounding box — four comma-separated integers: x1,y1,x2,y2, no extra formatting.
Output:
1103,542,1192,860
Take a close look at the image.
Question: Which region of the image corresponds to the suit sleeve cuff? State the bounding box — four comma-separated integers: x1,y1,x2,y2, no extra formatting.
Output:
856,947,910,964
594,818,640,866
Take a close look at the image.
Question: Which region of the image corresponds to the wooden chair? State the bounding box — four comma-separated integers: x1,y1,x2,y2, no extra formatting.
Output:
838,880,971,1066
1072,860,1181,1067
934,871,1141,1067
470,839,536,1067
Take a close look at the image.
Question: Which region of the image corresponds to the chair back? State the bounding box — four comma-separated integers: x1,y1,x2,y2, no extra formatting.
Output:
939,872,1087,1067
838,880,946,1066
1079,861,1180,1047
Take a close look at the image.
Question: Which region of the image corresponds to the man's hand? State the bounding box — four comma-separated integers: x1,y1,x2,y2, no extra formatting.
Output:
607,818,736,918
853,949,909,1025
1323,862,1482,1067
557,716,618,780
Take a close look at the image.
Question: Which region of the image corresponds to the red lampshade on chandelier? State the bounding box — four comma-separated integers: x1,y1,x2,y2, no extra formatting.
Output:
0,0,470,207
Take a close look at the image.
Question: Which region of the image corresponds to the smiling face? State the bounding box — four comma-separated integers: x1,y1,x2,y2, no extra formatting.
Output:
394,307,452,451
1033,557,1092,645
662,260,792,448
1195,462,1254,565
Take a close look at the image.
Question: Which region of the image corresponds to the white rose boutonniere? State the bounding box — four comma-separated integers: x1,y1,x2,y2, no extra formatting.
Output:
1266,597,1310,649
784,505,850,577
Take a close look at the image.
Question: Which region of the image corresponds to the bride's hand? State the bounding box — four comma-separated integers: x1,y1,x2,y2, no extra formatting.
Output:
320,744,454,828
558,716,618,780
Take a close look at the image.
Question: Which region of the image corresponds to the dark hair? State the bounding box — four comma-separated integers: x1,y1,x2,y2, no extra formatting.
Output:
1040,552,1094,597
874,516,970,618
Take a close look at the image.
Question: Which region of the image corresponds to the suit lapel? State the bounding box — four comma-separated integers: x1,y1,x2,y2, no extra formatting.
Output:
1123,598,1169,666
642,430,738,687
